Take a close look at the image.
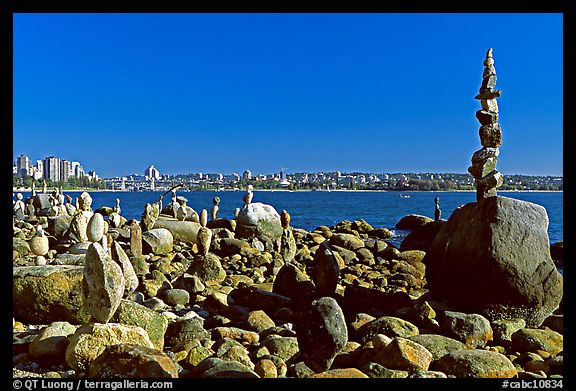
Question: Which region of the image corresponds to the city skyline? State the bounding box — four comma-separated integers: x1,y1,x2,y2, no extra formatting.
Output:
13,13,563,177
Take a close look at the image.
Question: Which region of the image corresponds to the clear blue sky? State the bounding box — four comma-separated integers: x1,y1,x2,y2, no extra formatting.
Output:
13,13,563,178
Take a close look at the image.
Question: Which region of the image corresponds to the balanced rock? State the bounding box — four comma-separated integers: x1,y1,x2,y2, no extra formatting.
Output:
87,213,105,242
425,196,563,327
83,242,125,323
110,241,139,297
235,202,282,251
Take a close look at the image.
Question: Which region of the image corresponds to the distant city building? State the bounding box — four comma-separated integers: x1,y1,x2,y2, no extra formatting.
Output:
243,170,252,180
43,156,61,182
60,160,71,182
16,154,31,177
71,161,84,178
144,165,160,180
87,171,99,181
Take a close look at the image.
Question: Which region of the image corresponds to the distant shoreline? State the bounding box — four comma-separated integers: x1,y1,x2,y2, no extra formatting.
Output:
12,187,563,194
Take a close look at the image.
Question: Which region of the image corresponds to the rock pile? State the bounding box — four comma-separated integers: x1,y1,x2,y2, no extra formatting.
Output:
468,48,504,201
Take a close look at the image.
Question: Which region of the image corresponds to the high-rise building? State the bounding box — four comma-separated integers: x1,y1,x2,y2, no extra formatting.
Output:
243,170,252,180
71,161,84,178
43,156,61,182
16,154,30,177
144,165,160,180
60,160,71,182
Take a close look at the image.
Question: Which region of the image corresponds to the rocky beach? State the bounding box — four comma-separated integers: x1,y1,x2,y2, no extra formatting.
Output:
12,48,564,381
12,185,564,380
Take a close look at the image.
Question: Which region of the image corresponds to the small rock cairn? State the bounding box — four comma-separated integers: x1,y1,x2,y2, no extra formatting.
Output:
468,48,504,201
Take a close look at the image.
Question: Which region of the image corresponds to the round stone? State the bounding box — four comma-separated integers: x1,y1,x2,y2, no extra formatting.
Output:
87,213,105,243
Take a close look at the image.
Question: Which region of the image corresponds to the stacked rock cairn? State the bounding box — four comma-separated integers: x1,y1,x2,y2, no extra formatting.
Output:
468,48,504,201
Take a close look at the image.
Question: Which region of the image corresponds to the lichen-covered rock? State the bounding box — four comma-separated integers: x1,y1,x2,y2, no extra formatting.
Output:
407,334,467,361
329,233,365,251
111,299,168,350
188,253,226,284
65,323,154,371
511,328,563,356
356,316,419,344
432,349,518,378
440,311,493,348
373,336,433,372
297,297,348,372
88,343,179,378
13,265,91,324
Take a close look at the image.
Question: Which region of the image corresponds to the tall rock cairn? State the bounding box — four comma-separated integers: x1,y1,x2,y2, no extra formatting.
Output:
468,48,504,201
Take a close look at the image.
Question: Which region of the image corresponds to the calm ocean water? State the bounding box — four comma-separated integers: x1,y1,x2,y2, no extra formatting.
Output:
19,190,563,248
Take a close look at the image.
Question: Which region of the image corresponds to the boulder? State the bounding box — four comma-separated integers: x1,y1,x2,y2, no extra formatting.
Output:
425,196,563,327
111,299,168,351
308,368,369,378
373,337,433,372
88,343,179,378
432,349,518,378
153,218,201,244
511,328,563,356
296,297,348,372
188,253,226,284
311,243,341,297
65,323,154,371
110,241,139,297
408,334,467,360
400,220,445,252
142,228,174,255
13,265,91,324
356,316,419,344
235,202,282,250
329,233,365,251
47,215,73,239
13,238,31,258
395,214,434,231
29,321,77,364
439,311,493,348
83,242,125,323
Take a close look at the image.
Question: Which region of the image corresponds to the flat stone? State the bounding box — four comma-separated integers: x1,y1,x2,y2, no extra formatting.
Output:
374,336,433,372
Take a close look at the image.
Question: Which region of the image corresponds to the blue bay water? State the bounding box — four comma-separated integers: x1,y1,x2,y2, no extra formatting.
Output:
22,190,562,248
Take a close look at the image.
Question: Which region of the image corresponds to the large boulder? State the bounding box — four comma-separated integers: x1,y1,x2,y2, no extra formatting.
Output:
111,300,168,351
424,196,563,327
235,202,282,250
13,265,91,324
